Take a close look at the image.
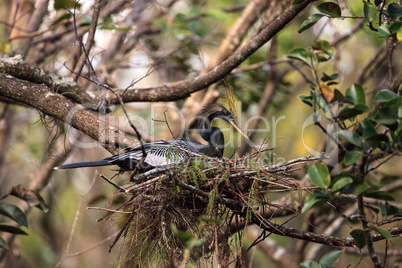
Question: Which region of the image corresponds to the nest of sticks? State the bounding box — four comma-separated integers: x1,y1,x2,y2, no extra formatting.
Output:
93,153,321,267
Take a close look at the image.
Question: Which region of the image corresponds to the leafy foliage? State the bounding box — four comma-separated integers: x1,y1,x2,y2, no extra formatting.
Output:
0,202,28,250
290,4,401,266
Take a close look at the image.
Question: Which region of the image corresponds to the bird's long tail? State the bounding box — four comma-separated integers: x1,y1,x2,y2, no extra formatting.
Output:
54,160,111,170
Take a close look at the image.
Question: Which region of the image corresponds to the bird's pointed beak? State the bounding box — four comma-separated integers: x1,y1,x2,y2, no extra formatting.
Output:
229,120,257,149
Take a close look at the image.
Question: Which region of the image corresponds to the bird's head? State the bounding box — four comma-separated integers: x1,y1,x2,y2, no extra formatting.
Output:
199,104,256,148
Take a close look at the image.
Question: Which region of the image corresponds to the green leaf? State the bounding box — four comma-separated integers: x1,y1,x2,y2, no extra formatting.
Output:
383,96,402,110
320,250,343,265
364,1,377,22
298,14,325,33
350,229,366,249
369,225,391,240
366,137,380,150
317,2,342,18
312,40,335,58
353,104,370,113
301,193,328,213
365,191,394,201
394,210,402,217
338,104,370,120
345,84,365,105
80,16,92,26
390,22,402,34
373,107,398,125
99,24,117,30
190,170,199,188
31,191,49,213
51,13,73,26
313,92,330,111
378,25,391,36
322,73,339,82
352,182,370,195
287,48,317,68
308,163,330,189
332,177,353,192
54,0,79,10
299,95,314,107
380,202,399,217
333,89,346,102
300,260,321,268
365,203,380,214
10,186,49,213
373,90,398,102
375,0,384,6
0,224,28,235
0,236,8,250
171,224,193,243
344,151,363,166
338,130,363,148
192,239,203,248
391,26,402,40
0,203,28,228
388,3,402,21
359,120,377,139
174,13,187,22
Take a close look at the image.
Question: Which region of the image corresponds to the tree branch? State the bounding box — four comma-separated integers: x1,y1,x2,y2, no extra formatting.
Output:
0,72,137,153
251,212,402,248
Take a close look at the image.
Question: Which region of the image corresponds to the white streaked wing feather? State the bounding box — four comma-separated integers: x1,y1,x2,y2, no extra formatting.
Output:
110,140,201,167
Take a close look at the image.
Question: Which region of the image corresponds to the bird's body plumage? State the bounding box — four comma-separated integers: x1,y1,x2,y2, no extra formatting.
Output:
55,104,252,171
106,140,204,170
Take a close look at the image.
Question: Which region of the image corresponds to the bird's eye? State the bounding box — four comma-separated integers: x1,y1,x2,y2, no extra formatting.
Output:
228,114,233,120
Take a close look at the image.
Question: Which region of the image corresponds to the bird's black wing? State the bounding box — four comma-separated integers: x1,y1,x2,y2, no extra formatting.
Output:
107,140,203,170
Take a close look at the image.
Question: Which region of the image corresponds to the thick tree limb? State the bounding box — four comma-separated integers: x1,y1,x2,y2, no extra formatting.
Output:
252,213,402,248
0,72,138,153
0,56,95,104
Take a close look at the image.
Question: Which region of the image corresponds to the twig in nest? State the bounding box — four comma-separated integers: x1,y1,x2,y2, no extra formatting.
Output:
129,166,171,184
108,205,136,252
125,175,166,193
99,173,126,192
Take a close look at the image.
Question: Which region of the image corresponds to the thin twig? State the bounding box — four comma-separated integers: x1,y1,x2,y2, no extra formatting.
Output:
55,198,83,268
99,173,126,191
56,171,97,268
108,205,136,252
73,0,102,81
366,152,399,174
152,110,176,139
87,207,132,214
314,121,347,151
358,193,382,268
64,233,116,258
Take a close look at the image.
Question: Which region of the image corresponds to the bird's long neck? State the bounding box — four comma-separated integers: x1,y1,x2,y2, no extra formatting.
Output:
200,126,224,158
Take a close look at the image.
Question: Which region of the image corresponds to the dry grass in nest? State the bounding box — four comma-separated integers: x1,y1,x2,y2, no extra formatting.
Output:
93,154,322,267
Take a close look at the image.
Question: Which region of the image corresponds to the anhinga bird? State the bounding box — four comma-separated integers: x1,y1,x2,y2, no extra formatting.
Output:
55,104,253,171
